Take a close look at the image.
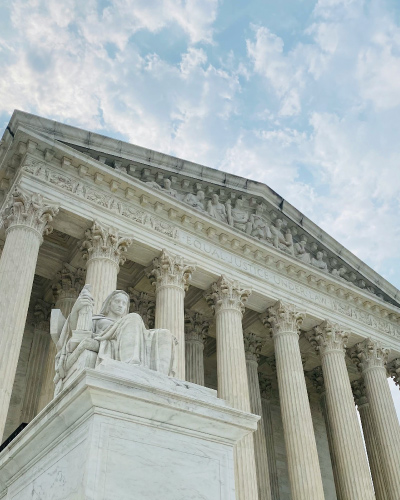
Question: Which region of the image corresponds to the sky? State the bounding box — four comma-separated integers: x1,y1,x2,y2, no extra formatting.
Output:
0,0,399,416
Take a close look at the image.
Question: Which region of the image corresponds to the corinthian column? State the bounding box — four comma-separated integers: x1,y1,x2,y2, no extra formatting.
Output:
205,275,258,500
81,220,132,313
149,249,195,380
37,264,85,412
184,311,209,385
352,379,388,500
20,300,51,422
388,358,400,387
244,333,272,500
0,187,58,440
262,301,325,500
350,339,400,500
306,322,375,500
306,366,343,500
258,375,280,500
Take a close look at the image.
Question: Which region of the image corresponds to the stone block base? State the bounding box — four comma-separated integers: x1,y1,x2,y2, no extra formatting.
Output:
0,360,258,500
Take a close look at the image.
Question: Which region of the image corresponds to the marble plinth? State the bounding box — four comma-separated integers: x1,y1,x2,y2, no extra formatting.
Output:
0,360,259,500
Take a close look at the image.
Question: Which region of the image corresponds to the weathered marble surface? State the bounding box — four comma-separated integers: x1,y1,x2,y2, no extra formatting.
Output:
0,362,259,500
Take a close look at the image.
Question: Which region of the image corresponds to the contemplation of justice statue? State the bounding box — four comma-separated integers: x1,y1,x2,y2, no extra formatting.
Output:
52,286,177,395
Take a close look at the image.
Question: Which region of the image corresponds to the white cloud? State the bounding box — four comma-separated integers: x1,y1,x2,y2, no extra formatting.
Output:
246,26,304,116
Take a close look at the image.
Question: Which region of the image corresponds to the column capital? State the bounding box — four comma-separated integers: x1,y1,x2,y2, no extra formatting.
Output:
243,332,263,363
2,186,58,240
128,288,156,329
306,366,325,394
306,320,349,356
52,263,85,303
33,299,51,332
258,373,273,400
80,220,132,268
351,379,369,408
149,248,195,291
205,275,251,315
184,311,210,344
262,300,305,338
387,358,400,387
349,338,390,374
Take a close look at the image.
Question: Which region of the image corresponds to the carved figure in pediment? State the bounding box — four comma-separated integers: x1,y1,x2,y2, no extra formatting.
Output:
311,251,329,273
146,180,163,191
53,287,177,394
294,235,311,264
331,266,347,280
183,190,205,211
271,219,294,255
226,198,252,233
249,204,272,240
207,193,227,223
162,178,178,198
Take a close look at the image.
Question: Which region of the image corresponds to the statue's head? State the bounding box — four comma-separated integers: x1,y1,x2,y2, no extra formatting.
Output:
164,178,171,189
100,290,130,318
197,190,205,200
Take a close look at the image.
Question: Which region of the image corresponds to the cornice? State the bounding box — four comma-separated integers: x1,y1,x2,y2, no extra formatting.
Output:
2,110,400,310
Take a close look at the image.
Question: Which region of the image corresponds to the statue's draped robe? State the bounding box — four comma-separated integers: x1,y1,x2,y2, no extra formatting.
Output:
55,313,177,391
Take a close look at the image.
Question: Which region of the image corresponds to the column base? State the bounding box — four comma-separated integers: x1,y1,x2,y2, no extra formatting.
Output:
0,361,258,500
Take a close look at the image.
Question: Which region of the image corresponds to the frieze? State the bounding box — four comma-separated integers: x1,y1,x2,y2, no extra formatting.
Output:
178,231,400,340
23,157,178,239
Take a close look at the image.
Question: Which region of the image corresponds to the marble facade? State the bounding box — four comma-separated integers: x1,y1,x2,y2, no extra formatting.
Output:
0,110,399,500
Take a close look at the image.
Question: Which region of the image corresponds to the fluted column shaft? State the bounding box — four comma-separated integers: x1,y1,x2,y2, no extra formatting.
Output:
352,381,388,500
206,275,258,500
0,187,58,441
150,249,195,381
184,311,209,386
265,301,325,500
245,355,272,500
351,339,400,500
307,322,375,500
81,220,132,314
85,257,118,313
37,287,81,412
20,320,50,422
185,338,205,385
260,395,280,500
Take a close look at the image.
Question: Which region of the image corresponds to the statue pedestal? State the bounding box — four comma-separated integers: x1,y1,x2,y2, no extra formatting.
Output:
0,360,259,500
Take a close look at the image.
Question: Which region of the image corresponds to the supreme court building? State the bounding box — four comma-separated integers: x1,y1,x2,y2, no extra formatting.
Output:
0,110,399,500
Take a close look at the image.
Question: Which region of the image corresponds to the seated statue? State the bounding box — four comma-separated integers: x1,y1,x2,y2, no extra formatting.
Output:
271,219,294,255
249,204,272,241
207,193,228,223
311,251,329,273
294,235,311,264
53,286,177,395
226,198,252,233
183,190,206,211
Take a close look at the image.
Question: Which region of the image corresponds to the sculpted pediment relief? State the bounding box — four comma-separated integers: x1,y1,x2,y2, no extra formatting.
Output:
1,111,399,311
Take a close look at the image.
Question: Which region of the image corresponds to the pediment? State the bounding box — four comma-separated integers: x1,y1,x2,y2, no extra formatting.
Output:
2,110,400,312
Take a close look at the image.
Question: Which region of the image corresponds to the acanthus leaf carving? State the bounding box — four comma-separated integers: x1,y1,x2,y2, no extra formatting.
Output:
148,249,195,291
306,320,349,355
52,263,86,303
205,275,251,315
2,185,58,238
348,338,390,373
387,358,400,387
263,300,305,338
243,332,263,362
306,366,325,394
351,379,369,407
128,288,156,329
184,311,210,343
80,220,132,266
